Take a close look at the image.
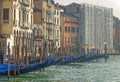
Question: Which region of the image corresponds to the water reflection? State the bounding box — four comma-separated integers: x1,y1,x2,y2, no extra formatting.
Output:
1,55,120,82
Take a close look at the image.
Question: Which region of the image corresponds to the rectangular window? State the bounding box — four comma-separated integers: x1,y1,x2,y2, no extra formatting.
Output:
54,19,56,24
31,15,33,26
73,28,74,33
68,37,70,43
65,27,67,32
54,10,56,15
57,30,59,36
3,8,9,23
0,42,1,47
77,7,80,13
68,27,70,33
65,37,67,43
57,11,59,15
57,18,59,24
77,28,79,33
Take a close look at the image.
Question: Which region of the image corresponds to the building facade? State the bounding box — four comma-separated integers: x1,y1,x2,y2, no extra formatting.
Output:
0,0,33,64
54,4,63,55
34,0,55,56
33,0,43,59
61,13,79,55
65,3,113,54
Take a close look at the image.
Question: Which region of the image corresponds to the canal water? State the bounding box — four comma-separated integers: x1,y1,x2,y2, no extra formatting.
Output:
1,55,120,82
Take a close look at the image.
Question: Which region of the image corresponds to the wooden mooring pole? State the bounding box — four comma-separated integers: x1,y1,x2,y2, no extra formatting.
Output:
14,45,17,78
17,45,20,75
34,45,37,74
8,43,10,79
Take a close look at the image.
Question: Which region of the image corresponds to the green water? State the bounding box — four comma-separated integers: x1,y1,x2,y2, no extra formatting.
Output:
1,55,120,82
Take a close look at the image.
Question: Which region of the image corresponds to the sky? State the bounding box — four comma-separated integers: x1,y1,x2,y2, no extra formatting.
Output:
54,0,120,19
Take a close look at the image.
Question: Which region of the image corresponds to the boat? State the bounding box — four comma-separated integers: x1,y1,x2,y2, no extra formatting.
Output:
0,54,109,75
0,61,48,75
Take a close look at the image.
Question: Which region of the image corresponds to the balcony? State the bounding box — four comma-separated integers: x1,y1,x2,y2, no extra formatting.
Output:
23,22,30,29
34,35,44,41
54,36,59,40
48,36,53,41
20,22,30,29
34,35,44,39
47,19,53,24
19,0,30,6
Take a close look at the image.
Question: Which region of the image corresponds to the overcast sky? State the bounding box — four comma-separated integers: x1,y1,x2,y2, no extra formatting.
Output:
54,0,120,18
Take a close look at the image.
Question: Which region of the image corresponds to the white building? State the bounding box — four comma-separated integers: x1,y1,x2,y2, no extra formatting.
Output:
65,3,113,53
0,0,34,59
54,4,63,53
13,0,34,56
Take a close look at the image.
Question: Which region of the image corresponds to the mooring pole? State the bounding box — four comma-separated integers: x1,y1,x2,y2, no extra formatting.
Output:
25,46,28,66
34,45,37,64
14,46,16,78
17,45,20,75
14,34,17,78
34,45,37,74
8,43,10,79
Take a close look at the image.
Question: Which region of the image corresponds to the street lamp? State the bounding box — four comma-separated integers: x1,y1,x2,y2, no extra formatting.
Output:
104,42,107,54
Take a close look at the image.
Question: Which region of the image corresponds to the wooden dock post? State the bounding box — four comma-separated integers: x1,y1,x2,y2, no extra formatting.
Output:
17,45,20,75
8,43,10,79
14,45,16,78
34,45,37,64
34,45,37,74
25,46,28,66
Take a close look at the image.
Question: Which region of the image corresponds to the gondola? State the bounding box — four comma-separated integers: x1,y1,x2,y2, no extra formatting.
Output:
0,61,48,75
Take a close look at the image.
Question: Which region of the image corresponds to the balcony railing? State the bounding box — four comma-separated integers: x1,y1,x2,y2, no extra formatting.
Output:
47,19,53,24
48,36,53,41
23,22,30,29
54,36,59,40
34,35,44,39
19,0,30,6
19,22,30,29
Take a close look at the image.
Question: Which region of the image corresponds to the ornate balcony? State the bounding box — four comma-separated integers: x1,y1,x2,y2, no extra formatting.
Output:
34,35,44,40
54,36,59,41
48,36,53,41
46,19,54,24
20,22,30,29
23,22,30,29
19,0,30,6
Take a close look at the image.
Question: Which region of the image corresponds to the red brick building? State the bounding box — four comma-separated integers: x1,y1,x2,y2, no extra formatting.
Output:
61,13,79,55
